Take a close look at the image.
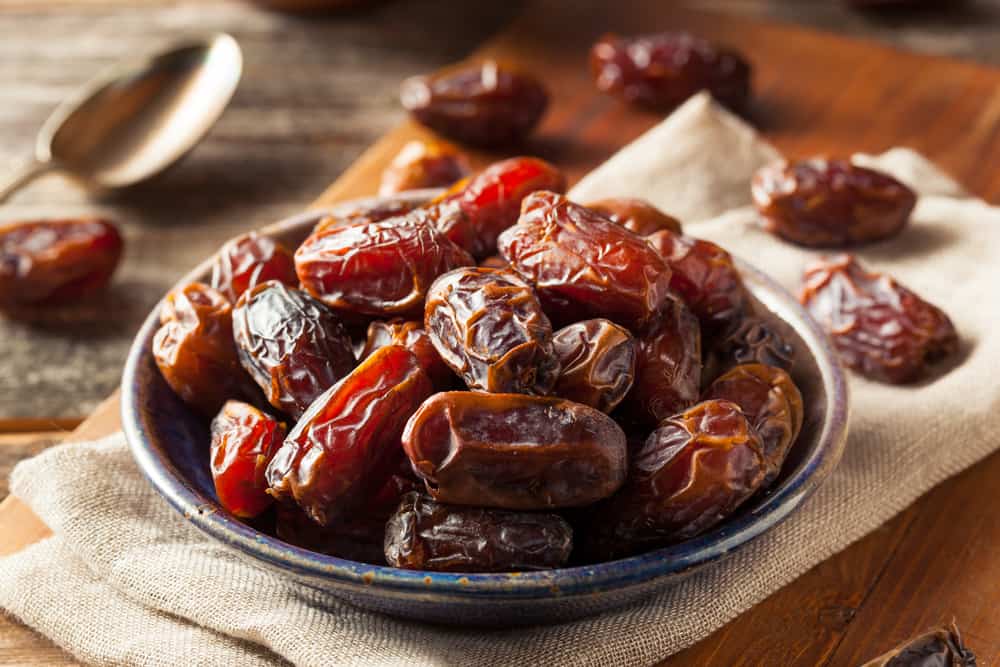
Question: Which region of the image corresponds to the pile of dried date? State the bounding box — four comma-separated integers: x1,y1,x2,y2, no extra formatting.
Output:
152,151,813,573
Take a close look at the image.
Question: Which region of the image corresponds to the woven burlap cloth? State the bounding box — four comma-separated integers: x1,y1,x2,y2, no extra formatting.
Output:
2,93,997,666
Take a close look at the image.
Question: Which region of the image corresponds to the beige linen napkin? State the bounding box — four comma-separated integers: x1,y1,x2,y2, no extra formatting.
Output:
3,93,999,666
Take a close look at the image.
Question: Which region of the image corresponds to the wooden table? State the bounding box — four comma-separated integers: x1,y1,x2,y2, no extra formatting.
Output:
3,1,1000,665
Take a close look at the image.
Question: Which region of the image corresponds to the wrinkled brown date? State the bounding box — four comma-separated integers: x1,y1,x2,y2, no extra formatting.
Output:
647,230,748,334
209,232,298,303
295,209,475,318
800,255,958,383
586,197,682,236
233,281,356,419
431,156,566,259
312,196,428,236
384,492,573,572
618,296,702,427
860,622,976,667
424,267,560,394
402,391,628,510
359,319,453,389
703,364,804,486
498,191,673,330
552,319,636,413
400,60,549,147
210,400,286,518
0,218,123,307
587,399,766,560
589,32,751,111
153,282,251,416
703,315,796,383
752,158,917,247
266,345,433,526
378,139,471,196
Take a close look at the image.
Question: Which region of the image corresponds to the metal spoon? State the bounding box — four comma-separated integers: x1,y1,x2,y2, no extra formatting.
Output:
0,33,243,203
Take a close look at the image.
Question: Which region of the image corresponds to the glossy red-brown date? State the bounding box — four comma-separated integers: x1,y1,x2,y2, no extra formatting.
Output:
153,282,250,416
498,191,673,330
587,399,766,560
210,400,286,518
359,319,453,389
378,139,470,196
589,32,751,111
752,158,917,247
799,255,958,383
312,196,428,236
384,492,573,572
400,60,549,147
586,198,682,236
647,230,747,334
0,218,123,307
424,267,559,394
619,296,702,427
295,209,474,318
432,157,566,259
266,345,433,526
209,232,297,303
703,364,804,486
402,391,628,510
703,315,795,383
552,319,636,413
233,281,355,419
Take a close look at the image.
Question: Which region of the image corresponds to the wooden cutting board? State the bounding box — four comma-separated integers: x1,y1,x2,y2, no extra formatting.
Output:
4,2,1000,664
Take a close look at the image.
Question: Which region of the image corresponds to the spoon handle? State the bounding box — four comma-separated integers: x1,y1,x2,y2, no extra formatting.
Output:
0,158,54,204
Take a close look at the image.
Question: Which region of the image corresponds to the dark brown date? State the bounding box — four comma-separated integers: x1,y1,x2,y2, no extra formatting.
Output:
586,197,682,236
153,282,250,416
384,492,573,572
359,319,453,389
400,60,549,147
424,267,559,394
618,296,702,427
552,319,636,413
589,32,751,111
266,345,433,526
498,190,673,330
860,622,976,667
0,218,123,307
209,232,297,303
378,139,470,196
210,400,286,518
295,209,475,318
752,158,917,247
587,399,766,560
233,281,355,419
431,156,566,259
799,255,958,383
312,196,427,236
703,364,803,486
647,230,747,334
703,315,795,384
402,391,627,510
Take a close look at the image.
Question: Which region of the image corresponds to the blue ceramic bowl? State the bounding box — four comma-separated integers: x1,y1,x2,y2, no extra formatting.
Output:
122,192,849,626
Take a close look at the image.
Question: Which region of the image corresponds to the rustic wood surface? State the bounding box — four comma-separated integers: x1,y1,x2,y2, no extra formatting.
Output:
3,1,1000,666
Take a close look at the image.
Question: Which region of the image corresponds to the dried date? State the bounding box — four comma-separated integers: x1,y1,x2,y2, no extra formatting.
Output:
210,400,286,518
424,267,559,394
703,315,795,383
266,345,433,526
312,196,427,236
378,139,470,196
703,364,804,486
799,255,958,383
402,391,628,510
384,492,572,572
233,281,355,418
752,158,917,247
498,190,673,330
209,232,297,303
295,209,475,318
552,319,636,413
359,319,453,389
400,60,549,147
586,197,682,236
587,399,766,560
589,32,751,111
0,218,123,307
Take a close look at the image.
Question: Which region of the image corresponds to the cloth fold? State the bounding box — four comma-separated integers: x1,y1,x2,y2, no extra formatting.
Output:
4,92,1000,666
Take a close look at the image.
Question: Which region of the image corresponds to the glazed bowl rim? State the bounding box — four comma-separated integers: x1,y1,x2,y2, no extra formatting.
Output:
122,192,849,601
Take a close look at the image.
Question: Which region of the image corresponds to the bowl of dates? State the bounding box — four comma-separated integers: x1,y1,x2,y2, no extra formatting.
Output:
123,167,848,626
